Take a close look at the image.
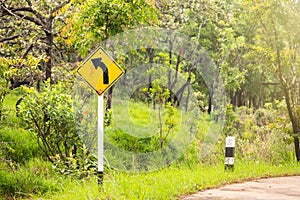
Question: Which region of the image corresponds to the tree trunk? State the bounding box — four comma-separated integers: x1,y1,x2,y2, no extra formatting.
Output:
168,39,173,89
275,32,300,162
208,93,212,114
236,90,242,107
230,90,235,106
106,86,113,111
294,136,300,161
248,95,252,108
147,48,154,108
170,54,181,91
185,78,190,112
158,103,163,149
45,22,53,83
148,74,153,104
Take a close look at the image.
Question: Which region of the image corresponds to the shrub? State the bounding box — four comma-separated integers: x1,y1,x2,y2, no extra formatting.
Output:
18,82,78,162
223,104,294,164
106,127,161,153
254,108,274,127
17,81,97,178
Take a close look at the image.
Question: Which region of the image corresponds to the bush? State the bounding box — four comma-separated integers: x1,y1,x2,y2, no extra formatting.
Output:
17,81,97,178
106,127,161,153
222,104,294,164
51,147,97,179
254,108,274,126
18,82,78,162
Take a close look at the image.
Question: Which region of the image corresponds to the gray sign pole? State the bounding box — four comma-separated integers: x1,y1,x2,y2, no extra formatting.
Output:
98,95,104,184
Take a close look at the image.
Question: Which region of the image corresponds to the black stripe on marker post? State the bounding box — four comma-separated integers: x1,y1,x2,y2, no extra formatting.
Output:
98,171,103,185
225,147,234,157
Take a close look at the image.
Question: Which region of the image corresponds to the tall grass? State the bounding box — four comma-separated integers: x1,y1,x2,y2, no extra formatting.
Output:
39,161,300,200
0,158,62,199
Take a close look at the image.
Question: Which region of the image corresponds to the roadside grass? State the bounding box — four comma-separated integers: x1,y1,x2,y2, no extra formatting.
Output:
1,89,23,127
0,158,62,199
111,100,196,138
107,99,213,152
37,161,300,200
2,89,22,109
104,100,215,171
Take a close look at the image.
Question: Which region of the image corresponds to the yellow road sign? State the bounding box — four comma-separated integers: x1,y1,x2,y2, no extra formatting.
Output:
77,47,124,95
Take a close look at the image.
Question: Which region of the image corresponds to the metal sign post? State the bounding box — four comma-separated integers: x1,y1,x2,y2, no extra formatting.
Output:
97,95,104,184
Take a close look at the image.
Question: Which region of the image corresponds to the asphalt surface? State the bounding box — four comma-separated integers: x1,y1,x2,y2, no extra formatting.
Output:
181,176,300,200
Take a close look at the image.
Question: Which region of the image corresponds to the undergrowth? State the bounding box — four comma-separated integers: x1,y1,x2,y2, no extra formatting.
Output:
0,92,299,199
38,161,300,200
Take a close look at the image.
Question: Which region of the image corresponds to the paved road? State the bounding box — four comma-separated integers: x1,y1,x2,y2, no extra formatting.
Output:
182,176,300,200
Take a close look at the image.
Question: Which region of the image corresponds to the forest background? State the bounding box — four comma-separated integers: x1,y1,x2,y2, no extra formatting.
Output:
1,0,300,199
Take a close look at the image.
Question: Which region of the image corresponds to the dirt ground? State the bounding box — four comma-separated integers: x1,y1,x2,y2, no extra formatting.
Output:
181,176,300,200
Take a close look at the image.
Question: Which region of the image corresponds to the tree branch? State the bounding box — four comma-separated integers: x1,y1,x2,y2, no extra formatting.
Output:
261,82,280,86
1,4,44,28
13,7,45,24
0,34,19,42
50,0,70,19
25,0,32,6
21,43,33,58
1,0,45,22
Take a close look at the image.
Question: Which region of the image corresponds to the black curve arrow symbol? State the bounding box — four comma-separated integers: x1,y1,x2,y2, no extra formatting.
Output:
91,58,109,84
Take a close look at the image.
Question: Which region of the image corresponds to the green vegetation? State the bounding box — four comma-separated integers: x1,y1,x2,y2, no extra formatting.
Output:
1,0,300,199
0,127,41,164
37,162,300,200
1,92,299,199
0,158,61,198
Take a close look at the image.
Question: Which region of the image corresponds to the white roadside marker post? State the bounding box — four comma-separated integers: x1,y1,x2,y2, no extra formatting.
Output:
225,136,235,171
98,95,104,184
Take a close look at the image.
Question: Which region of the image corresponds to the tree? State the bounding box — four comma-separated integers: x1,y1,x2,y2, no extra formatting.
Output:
244,0,300,161
65,0,158,111
0,0,73,87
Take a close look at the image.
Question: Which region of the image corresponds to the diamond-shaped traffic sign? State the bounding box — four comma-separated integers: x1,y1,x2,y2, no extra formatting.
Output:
77,47,124,95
